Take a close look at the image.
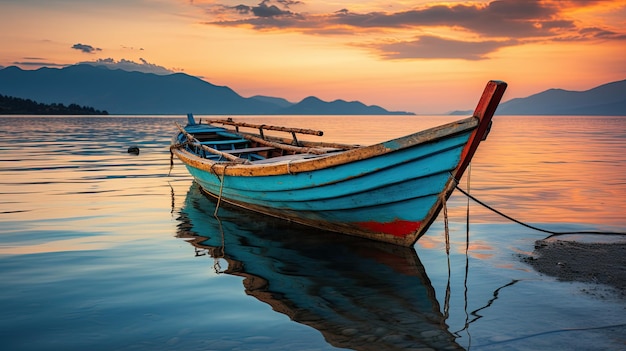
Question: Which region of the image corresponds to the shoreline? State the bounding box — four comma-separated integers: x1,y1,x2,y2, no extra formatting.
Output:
523,240,626,298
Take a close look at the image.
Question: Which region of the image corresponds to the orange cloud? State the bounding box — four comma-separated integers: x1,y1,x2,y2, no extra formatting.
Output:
191,0,626,60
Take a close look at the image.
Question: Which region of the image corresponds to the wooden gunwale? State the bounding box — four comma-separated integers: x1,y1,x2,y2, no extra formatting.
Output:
171,116,479,177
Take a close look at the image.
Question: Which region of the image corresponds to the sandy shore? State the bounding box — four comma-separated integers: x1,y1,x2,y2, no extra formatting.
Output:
523,239,626,298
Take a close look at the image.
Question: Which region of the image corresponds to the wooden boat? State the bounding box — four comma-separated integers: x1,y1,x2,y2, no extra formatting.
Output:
176,183,464,350
171,80,507,246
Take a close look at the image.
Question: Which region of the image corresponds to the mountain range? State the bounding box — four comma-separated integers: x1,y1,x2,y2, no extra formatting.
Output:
0,64,624,115
451,78,626,116
0,64,412,115
495,79,626,115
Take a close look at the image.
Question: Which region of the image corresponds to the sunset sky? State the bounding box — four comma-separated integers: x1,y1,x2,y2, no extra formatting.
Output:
1,0,625,113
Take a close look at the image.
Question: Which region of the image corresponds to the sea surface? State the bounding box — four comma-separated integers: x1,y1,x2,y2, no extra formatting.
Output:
1,115,625,350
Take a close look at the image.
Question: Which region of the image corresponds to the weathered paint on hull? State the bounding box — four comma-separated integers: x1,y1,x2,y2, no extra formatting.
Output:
178,126,472,246
172,81,508,246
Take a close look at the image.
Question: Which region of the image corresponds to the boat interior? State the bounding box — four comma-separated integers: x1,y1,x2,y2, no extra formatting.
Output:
177,114,353,164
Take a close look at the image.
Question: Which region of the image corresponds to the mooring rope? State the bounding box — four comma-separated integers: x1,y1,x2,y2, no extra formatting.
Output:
442,194,450,254
454,185,626,237
442,193,452,322
213,164,229,217
168,145,179,176
461,165,472,346
168,141,194,176
212,215,226,274
168,149,174,176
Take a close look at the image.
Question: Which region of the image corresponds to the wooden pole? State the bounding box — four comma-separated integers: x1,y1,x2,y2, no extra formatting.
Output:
207,119,324,136
238,133,330,155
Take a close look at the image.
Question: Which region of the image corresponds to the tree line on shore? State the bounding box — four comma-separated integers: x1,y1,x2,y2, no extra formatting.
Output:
0,94,108,115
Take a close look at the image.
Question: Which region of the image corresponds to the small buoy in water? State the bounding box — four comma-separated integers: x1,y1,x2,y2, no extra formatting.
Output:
127,146,140,155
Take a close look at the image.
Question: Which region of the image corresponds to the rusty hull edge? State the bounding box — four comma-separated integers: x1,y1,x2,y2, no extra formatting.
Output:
171,117,479,177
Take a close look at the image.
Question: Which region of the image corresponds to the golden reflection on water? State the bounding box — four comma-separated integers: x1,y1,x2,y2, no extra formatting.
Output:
414,236,440,250
469,116,626,226
0,116,187,255
2,116,626,351
465,242,495,260
1,115,625,257
415,235,495,260
0,236,119,255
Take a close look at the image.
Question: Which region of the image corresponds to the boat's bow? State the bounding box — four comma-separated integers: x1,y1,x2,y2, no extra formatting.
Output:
454,80,508,180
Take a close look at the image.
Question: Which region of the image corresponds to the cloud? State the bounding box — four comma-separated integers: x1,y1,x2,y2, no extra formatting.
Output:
121,45,145,51
79,58,177,75
228,0,302,17
207,1,574,37
12,57,67,67
6,57,178,73
196,0,626,60
207,0,304,25
332,1,571,38
366,36,518,60
13,61,67,67
236,1,291,17
71,43,102,54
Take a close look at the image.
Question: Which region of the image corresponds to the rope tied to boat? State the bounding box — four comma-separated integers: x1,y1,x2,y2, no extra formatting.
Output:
452,178,626,237
211,216,227,274
168,139,197,176
441,191,452,321
168,143,184,175
441,192,450,255
213,164,229,217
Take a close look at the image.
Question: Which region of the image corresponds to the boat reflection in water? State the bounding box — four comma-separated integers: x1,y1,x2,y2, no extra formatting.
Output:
176,183,463,350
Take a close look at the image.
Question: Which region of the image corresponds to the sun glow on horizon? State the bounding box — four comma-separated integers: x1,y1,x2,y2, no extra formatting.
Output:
0,0,624,113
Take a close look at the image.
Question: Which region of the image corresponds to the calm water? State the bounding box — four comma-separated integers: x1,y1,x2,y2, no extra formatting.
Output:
1,115,625,350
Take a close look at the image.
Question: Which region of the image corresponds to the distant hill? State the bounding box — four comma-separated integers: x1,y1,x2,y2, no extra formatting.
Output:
0,65,412,115
250,95,294,109
0,94,108,115
496,79,626,116
279,96,408,115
